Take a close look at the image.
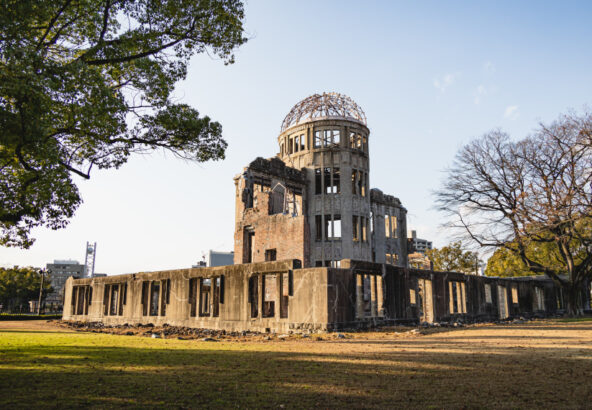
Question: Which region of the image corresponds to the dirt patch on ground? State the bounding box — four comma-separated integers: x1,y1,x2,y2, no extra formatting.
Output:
0,320,75,333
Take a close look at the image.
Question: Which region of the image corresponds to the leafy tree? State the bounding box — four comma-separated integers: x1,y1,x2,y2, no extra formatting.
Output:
0,0,247,247
485,239,566,277
425,241,482,274
435,112,592,315
0,266,52,312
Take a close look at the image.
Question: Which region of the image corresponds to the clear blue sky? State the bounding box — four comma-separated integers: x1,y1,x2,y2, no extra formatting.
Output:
2,0,591,273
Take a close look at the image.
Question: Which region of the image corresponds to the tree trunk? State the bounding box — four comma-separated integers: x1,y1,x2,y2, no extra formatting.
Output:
564,282,584,317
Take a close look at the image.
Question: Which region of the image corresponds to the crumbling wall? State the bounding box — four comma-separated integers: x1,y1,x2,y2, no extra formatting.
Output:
233,157,309,266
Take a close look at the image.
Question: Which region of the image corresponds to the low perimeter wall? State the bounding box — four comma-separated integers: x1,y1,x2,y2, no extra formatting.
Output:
63,259,588,332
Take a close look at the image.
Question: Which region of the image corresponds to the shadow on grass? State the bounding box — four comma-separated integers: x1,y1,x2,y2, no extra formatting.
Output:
1,329,591,409
0,330,74,335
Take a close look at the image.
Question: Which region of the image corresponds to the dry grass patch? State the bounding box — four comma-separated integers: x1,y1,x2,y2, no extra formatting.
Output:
0,320,591,408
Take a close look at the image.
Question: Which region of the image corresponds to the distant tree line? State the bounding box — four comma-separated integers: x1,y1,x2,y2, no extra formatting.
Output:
0,267,52,313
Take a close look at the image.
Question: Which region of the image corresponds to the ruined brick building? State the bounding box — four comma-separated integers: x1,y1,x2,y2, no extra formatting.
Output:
63,93,591,332
233,93,407,269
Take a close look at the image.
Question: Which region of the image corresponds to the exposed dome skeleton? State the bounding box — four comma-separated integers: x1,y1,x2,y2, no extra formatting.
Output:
281,92,367,132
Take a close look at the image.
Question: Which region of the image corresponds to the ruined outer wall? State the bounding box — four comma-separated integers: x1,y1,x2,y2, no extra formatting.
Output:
63,260,328,333
341,260,570,325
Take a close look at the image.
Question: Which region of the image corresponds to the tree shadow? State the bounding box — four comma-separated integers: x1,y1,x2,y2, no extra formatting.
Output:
1,329,591,408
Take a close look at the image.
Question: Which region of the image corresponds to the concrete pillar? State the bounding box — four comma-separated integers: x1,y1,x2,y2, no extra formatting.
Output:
370,275,378,317
377,275,384,317
356,274,363,319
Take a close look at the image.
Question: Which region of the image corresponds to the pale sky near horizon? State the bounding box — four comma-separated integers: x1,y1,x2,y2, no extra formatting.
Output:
2,0,591,274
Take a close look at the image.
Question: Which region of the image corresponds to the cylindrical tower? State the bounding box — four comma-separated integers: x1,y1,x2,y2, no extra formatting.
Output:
277,93,371,267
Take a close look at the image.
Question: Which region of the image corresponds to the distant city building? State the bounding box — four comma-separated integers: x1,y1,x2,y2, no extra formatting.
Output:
208,251,234,267
192,250,234,268
46,260,85,308
409,230,432,255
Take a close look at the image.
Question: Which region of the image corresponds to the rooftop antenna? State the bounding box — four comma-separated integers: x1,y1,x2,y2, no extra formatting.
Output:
84,242,97,277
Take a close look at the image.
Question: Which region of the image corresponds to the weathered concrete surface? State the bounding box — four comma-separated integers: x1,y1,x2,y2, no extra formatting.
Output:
64,259,581,333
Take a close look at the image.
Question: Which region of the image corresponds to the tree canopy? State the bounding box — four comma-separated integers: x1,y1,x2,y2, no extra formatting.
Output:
435,112,592,314
0,0,247,247
485,238,568,277
425,241,482,274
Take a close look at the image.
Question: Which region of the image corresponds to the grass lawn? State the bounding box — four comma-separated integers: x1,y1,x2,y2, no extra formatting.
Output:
1,320,591,408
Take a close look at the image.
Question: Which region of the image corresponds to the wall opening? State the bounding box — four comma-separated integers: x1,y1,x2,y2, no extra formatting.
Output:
265,249,277,261
280,272,289,319
199,278,211,317
263,274,277,318
150,281,160,316
249,275,258,318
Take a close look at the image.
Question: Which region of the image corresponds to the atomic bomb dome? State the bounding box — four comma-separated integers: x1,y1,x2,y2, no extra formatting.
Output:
280,92,367,132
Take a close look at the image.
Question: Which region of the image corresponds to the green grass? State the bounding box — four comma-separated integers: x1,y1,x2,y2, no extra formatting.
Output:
1,320,592,408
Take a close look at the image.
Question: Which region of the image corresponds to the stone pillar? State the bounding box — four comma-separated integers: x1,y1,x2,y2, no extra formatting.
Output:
370,275,378,317
356,274,363,319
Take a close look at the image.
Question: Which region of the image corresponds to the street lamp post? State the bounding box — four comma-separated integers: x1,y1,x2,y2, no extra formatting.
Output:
37,268,45,315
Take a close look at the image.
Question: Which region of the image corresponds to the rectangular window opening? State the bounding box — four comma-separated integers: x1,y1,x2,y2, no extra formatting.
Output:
280,272,289,319
149,281,160,316
263,274,276,318
361,216,367,242
315,215,323,241
314,131,322,148
249,275,258,318
213,277,221,317
199,278,211,317
142,281,149,316
315,168,322,195
189,278,197,317
265,249,277,261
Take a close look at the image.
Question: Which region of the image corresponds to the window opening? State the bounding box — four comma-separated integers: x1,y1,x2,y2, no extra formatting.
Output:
213,277,221,317
160,280,167,316
484,283,492,304
189,278,197,317
314,131,322,148
353,215,359,241
315,168,322,194
324,168,332,194
325,214,341,239
409,288,417,305
249,276,258,318
358,171,364,196
327,167,340,194
315,215,323,241
280,272,289,318
110,284,119,316
391,216,397,237
199,278,211,316
150,281,160,316
361,216,367,242
263,274,276,318
141,281,149,316
265,249,277,261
